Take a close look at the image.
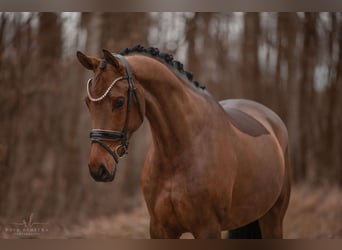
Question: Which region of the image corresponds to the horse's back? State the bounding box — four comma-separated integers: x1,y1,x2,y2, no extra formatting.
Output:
219,99,288,154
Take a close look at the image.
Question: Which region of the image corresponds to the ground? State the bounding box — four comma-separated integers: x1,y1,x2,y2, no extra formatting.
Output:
1,184,341,239
64,184,342,239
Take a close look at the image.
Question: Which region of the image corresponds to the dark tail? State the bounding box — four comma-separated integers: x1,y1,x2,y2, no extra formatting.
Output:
228,220,262,239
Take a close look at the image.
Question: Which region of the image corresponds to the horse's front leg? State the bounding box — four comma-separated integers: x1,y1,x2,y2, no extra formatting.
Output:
149,218,182,239
192,224,222,239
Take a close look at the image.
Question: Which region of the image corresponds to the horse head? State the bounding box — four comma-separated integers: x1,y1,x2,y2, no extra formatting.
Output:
77,50,145,182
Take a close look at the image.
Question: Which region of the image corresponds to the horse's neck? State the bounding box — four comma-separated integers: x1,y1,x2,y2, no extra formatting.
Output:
129,55,220,158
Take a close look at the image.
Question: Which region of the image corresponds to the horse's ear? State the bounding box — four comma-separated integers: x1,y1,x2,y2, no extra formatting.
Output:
102,49,121,70
76,51,99,71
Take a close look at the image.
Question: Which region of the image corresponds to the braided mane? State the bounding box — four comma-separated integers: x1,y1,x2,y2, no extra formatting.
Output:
119,45,206,90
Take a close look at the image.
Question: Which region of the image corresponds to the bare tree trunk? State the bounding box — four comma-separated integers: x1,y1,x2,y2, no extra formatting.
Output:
335,19,342,186
35,12,64,218
279,13,302,182
38,13,62,68
327,16,342,185
82,12,103,54
299,13,318,181
0,13,9,218
1,13,39,219
0,13,7,68
186,13,200,77
100,13,149,52
242,13,261,100
274,14,287,120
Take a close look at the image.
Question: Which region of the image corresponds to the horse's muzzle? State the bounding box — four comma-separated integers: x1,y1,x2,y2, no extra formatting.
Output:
88,163,115,182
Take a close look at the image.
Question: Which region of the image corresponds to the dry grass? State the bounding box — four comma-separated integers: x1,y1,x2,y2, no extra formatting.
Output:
3,184,340,239
284,184,342,239
65,200,150,239
62,184,342,239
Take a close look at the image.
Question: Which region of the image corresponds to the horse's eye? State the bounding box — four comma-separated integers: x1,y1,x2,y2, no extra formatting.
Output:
113,97,125,109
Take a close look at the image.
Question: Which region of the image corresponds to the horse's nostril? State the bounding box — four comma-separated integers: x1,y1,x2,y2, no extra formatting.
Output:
98,164,109,178
98,164,105,175
89,163,112,182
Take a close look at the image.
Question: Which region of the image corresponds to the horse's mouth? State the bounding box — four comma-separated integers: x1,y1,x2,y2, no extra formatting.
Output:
88,164,116,182
91,173,115,182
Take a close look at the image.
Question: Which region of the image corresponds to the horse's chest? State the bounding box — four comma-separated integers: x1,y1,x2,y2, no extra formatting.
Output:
142,182,177,228
142,172,195,228
152,176,223,233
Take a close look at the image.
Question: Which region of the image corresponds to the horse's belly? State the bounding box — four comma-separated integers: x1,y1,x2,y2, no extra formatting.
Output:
226,133,285,229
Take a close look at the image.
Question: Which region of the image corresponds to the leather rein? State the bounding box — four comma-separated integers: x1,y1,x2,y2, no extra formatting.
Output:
87,54,144,171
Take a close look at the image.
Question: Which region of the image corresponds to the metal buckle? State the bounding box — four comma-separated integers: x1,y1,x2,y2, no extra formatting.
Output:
114,144,128,159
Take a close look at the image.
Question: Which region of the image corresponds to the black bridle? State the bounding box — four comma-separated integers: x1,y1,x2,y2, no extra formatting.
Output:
88,54,144,173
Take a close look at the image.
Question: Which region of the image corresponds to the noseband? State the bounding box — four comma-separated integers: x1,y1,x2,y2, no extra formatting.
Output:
87,54,144,174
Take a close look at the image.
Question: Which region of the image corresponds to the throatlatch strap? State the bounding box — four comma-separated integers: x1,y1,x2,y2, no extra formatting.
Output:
112,53,144,122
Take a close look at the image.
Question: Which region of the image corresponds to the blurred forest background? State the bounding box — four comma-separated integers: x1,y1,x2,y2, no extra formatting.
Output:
0,12,341,238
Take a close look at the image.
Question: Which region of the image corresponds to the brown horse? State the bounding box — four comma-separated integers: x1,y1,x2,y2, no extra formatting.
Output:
77,45,291,239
